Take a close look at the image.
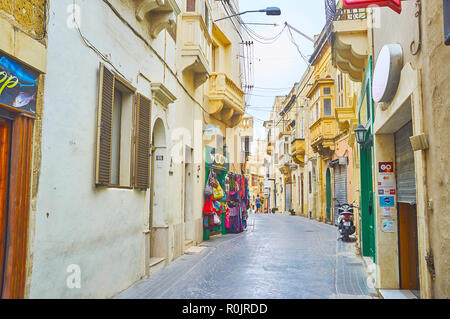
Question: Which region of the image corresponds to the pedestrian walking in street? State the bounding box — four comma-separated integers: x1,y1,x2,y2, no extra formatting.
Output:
256,194,262,213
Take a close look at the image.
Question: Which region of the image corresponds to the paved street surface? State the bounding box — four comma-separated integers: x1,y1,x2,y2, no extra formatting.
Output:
116,213,378,299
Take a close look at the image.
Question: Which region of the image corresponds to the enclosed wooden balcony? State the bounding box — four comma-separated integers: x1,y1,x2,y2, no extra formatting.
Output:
178,13,211,88
310,118,337,159
208,73,245,127
267,141,273,156
290,138,306,165
330,8,369,82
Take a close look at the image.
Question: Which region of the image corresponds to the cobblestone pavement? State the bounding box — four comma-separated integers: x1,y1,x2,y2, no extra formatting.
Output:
116,213,378,299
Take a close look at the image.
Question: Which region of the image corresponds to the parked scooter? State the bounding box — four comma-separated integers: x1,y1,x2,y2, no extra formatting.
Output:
336,199,357,242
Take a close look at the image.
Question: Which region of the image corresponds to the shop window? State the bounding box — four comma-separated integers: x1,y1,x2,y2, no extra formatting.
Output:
324,98,332,116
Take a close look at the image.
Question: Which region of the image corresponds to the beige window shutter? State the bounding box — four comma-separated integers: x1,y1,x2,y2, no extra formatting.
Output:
134,93,152,189
95,63,115,185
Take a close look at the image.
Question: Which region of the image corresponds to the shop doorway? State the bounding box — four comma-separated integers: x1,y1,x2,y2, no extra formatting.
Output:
0,112,34,299
360,141,376,259
326,168,332,223
300,174,304,215
150,118,168,262
334,164,348,226
183,147,194,247
395,121,420,292
0,119,11,294
285,182,292,212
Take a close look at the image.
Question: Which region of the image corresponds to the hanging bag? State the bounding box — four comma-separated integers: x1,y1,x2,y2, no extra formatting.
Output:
203,196,214,215
213,213,221,226
204,172,213,197
213,181,226,200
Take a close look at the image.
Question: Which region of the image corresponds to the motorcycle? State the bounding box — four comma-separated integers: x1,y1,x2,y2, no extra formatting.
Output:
336,199,357,242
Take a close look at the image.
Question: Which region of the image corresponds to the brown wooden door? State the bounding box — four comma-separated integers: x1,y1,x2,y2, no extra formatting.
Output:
0,119,11,292
1,115,33,299
398,203,419,290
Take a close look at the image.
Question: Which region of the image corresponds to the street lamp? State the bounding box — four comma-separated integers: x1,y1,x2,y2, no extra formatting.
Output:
214,7,281,22
354,124,372,146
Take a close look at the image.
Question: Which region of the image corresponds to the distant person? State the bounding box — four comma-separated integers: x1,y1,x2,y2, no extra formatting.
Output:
256,195,262,213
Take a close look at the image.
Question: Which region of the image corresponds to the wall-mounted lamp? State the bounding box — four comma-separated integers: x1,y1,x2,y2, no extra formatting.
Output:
354,124,373,147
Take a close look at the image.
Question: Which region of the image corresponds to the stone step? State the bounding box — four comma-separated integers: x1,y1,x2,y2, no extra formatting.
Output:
184,240,194,250
149,257,167,276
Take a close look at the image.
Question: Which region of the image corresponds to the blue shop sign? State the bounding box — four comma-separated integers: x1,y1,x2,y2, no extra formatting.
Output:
0,54,39,114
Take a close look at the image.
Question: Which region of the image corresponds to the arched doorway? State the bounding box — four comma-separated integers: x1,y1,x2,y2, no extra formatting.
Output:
150,118,168,264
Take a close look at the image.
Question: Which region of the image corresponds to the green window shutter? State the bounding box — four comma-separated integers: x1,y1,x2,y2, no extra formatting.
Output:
134,93,152,189
95,63,115,185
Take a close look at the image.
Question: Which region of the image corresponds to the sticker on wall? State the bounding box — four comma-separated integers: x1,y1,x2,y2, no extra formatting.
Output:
382,219,395,233
383,207,393,218
0,55,39,114
379,196,395,207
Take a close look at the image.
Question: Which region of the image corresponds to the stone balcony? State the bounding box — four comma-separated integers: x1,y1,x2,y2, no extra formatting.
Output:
290,138,306,165
278,155,292,176
208,73,245,127
178,13,211,88
330,8,369,82
133,0,181,39
335,106,358,133
310,118,338,159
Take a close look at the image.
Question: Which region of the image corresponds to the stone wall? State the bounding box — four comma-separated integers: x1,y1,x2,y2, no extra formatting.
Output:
420,0,450,299
0,0,47,40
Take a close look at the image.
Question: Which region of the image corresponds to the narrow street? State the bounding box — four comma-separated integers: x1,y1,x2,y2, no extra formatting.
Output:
117,213,377,299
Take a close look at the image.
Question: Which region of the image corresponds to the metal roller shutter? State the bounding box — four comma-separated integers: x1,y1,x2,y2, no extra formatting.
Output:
334,164,348,225
395,121,416,204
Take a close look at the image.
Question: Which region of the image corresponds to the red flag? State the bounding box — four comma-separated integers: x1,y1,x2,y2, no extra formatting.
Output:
343,0,402,14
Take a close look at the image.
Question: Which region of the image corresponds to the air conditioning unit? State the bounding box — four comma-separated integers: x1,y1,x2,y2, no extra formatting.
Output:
339,157,348,166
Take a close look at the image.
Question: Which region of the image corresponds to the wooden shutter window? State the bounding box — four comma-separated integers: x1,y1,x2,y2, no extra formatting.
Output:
96,64,115,185
134,94,151,189
186,0,195,12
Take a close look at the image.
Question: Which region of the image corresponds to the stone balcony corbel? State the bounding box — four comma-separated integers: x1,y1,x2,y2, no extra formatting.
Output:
151,82,177,109
134,0,181,39
330,9,369,82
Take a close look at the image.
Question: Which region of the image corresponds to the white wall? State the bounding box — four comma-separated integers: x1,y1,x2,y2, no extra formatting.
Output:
29,0,190,298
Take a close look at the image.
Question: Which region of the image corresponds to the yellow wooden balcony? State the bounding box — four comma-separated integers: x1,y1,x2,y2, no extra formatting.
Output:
178,13,211,88
290,138,306,165
208,73,245,127
267,141,273,156
331,8,369,82
310,118,338,158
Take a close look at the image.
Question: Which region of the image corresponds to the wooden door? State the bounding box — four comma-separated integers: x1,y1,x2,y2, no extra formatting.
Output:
1,115,34,299
398,203,419,290
0,119,11,291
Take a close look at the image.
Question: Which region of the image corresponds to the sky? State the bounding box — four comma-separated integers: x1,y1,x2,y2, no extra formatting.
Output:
237,0,327,141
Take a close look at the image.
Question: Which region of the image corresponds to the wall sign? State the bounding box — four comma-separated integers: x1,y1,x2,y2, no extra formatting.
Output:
0,55,39,114
343,0,402,14
205,146,229,171
372,44,403,103
382,219,395,233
